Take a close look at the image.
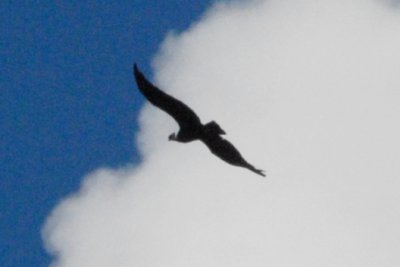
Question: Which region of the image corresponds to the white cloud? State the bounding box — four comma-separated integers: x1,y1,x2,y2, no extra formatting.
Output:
43,0,400,266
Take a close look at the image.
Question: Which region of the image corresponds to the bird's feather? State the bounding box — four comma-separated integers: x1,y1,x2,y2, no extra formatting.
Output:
133,64,201,130
201,135,265,177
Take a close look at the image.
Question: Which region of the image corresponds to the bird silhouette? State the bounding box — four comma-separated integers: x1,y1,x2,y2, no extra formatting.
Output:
133,64,265,177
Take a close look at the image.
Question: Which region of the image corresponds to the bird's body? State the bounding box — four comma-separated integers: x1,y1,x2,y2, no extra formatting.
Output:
133,64,265,177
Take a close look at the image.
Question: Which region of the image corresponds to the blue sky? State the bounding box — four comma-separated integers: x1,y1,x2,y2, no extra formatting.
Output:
0,1,212,266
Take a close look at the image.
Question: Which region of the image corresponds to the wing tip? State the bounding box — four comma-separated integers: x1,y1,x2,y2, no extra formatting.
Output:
249,166,266,177
133,63,145,84
254,169,266,177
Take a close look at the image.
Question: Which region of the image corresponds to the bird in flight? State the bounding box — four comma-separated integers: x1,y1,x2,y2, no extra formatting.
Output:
133,64,265,177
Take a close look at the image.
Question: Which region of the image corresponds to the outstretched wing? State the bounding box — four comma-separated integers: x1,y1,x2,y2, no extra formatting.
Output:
133,64,201,130
202,135,265,177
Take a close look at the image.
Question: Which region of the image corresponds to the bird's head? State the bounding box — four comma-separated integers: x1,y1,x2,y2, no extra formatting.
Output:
168,133,177,141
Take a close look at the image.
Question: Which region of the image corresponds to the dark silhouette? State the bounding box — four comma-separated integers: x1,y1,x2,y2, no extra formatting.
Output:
133,64,265,177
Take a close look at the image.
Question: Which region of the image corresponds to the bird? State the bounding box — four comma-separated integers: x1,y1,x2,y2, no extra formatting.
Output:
133,64,265,177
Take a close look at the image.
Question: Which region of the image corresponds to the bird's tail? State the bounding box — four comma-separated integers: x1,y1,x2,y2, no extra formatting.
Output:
204,120,226,135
